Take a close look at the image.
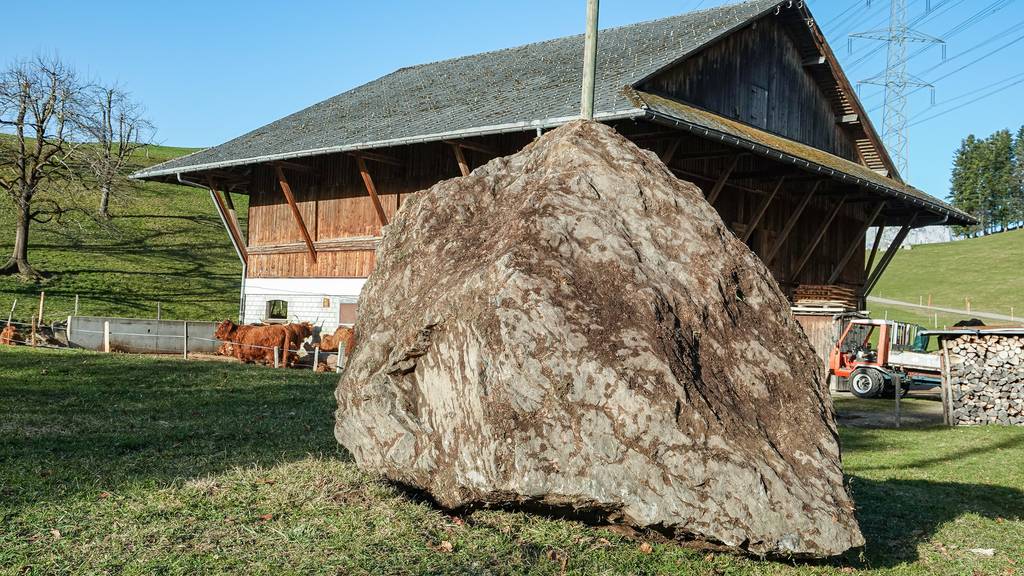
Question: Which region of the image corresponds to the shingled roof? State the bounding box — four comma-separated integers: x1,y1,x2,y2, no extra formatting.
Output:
133,0,781,179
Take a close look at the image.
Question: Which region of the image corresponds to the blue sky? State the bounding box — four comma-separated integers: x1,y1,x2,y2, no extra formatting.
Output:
2,0,1021,198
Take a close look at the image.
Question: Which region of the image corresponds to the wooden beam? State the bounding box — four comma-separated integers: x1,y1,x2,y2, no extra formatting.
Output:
275,166,317,263
218,185,247,250
442,139,496,156
673,150,747,162
765,181,820,265
451,143,471,177
660,140,680,165
742,176,785,243
248,236,383,255
864,222,888,272
272,160,315,175
827,201,885,284
791,193,848,281
351,151,402,167
208,180,248,265
356,157,389,227
706,156,740,205
864,214,918,295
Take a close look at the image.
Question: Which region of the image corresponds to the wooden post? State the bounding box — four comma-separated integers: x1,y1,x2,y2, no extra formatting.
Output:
942,342,954,426
103,321,111,353
828,201,885,284
275,166,317,263
356,157,390,227
864,218,916,296
30,316,37,348
451,143,470,177
6,299,15,325
74,294,79,316
706,156,740,205
765,182,820,265
895,377,902,428
273,346,281,369
791,194,848,281
183,321,189,360
37,292,45,326
312,346,319,372
660,140,680,165
157,302,162,321
66,315,73,343
742,177,785,243
580,0,599,120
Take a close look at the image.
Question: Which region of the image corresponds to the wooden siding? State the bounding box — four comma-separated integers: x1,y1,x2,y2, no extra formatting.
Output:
641,18,859,162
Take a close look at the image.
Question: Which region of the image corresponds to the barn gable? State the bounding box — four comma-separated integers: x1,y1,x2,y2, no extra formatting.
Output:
639,5,895,178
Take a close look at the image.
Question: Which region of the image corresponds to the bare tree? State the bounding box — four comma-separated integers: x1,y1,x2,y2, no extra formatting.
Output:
0,56,86,278
82,85,153,219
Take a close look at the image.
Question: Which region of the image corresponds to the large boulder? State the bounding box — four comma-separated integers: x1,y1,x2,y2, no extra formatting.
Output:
335,121,863,557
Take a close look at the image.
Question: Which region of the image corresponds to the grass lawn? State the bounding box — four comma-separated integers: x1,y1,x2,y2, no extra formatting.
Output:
2,347,1022,575
0,145,246,324
871,229,1024,320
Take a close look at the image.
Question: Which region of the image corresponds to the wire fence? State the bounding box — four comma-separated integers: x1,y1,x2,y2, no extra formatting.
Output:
2,317,347,373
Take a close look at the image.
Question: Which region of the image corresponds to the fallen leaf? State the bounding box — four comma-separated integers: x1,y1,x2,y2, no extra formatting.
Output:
595,537,611,548
841,568,855,574
639,542,653,554
258,514,273,522
438,540,454,553
50,529,61,540
451,516,464,526
98,492,111,500
256,478,276,486
704,553,714,562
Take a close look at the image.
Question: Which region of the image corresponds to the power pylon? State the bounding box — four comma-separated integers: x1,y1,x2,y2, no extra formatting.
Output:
850,0,944,177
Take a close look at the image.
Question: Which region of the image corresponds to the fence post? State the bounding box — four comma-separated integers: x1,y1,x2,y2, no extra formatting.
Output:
8,298,17,324
273,346,280,369
312,346,319,372
30,316,37,348
103,321,111,353
336,347,344,373
74,294,79,316
183,321,189,360
157,302,162,321
894,376,902,429
37,292,45,326
67,315,73,343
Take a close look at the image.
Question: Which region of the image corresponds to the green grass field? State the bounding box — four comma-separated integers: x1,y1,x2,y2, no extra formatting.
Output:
0,145,246,323
2,347,1022,575
870,229,1024,326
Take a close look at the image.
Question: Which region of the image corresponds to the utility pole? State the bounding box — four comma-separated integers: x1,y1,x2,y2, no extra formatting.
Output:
580,0,600,120
850,0,944,177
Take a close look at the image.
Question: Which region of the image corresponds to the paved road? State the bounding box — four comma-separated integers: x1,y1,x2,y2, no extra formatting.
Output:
867,296,1018,323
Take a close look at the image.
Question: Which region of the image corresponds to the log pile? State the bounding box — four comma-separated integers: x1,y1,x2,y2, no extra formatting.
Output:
947,335,1024,426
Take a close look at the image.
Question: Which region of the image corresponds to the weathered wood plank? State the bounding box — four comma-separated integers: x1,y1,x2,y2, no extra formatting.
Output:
356,157,390,227
827,201,884,284
765,181,820,264
791,193,848,281
275,166,317,263
706,156,740,205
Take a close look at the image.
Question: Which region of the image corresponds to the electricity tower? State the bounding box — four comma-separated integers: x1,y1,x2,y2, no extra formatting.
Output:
850,0,944,177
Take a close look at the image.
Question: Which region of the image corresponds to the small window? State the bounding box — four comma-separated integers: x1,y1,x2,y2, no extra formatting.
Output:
339,303,358,326
266,300,288,322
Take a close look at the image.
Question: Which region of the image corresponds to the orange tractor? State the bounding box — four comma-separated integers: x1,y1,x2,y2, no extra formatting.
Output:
829,319,943,399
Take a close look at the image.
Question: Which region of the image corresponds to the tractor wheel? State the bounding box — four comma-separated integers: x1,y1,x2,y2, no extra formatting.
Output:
849,369,884,399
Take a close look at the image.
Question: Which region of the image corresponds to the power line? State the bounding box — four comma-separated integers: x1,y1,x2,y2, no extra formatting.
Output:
909,73,1024,126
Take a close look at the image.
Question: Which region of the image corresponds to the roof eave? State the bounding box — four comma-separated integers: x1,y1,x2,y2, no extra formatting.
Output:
131,109,647,181
642,109,977,227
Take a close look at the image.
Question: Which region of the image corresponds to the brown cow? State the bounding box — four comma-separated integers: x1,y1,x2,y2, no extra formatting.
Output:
282,322,313,366
215,320,292,366
319,326,356,357
0,323,18,346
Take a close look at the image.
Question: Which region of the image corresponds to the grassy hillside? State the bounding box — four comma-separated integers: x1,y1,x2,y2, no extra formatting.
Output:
870,229,1024,323
0,145,246,323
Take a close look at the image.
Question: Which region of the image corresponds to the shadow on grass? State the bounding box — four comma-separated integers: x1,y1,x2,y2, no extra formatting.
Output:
0,349,345,510
847,475,1023,568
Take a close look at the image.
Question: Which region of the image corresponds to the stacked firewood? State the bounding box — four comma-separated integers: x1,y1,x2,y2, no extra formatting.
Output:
947,335,1024,426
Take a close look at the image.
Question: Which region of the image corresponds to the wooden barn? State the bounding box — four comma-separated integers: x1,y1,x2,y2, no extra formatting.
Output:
134,0,973,361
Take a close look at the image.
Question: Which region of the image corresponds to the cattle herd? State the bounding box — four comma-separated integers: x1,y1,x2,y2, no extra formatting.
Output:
213,320,356,370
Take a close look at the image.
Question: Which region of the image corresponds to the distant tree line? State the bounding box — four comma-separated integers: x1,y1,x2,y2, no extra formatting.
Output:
949,127,1024,237
0,55,154,280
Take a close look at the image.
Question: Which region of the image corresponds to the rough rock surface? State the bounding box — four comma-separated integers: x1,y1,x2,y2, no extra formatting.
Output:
335,121,863,557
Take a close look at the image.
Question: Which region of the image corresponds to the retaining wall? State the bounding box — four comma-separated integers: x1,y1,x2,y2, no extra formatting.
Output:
67,316,221,355
946,335,1024,426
